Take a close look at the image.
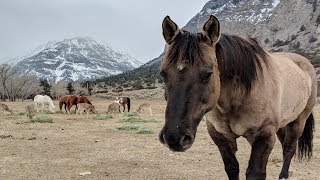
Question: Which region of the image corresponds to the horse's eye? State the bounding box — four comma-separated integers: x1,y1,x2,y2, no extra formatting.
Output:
201,71,213,83
160,71,167,80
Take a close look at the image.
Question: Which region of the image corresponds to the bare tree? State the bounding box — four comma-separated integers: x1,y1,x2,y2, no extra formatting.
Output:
0,64,39,101
0,64,15,100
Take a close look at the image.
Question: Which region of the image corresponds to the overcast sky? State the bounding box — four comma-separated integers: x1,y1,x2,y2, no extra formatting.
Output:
0,0,208,63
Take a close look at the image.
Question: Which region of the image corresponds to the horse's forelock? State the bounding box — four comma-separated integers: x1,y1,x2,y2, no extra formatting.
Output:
165,31,205,66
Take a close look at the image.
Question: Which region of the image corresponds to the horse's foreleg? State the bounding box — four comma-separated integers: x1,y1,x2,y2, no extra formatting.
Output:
246,123,276,180
67,104,71,114
206,121,239,180
64,103,67,113
41,103,44,112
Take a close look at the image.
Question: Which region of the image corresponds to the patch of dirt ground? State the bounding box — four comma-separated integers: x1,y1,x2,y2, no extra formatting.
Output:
1,98,320,179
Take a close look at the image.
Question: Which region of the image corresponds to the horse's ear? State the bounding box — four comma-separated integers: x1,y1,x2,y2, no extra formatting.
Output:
162,16,181,44
202,15,220,45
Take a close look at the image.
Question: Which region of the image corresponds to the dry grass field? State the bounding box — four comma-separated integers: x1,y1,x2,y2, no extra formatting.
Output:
0,97,320,180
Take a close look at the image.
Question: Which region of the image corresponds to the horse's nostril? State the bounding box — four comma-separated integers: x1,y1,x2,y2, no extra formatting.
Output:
180,134,193,147
159,131,165,144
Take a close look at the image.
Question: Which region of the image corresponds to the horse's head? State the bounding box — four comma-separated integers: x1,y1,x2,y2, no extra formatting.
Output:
49,105,56,113
159,15,221,152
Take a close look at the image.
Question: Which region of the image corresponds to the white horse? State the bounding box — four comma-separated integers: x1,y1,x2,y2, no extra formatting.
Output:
33,95,56,113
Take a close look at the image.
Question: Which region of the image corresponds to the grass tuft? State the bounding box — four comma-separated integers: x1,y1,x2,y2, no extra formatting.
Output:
123,112,140,117
136,127,154,134
116,125,154,134
30,117,53,123
94,114,113,120
119,113,160,124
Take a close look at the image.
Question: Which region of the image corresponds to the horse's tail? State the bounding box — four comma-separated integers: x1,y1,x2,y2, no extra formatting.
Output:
127,98,130,112
298,113,314,160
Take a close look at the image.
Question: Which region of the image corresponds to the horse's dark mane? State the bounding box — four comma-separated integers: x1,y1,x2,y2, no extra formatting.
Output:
165,31,268,94
216,34,268,94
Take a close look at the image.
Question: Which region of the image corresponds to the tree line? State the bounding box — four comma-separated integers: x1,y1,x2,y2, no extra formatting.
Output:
0,64,95,101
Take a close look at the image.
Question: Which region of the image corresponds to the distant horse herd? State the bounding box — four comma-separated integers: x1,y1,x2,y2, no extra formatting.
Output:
0,94,152,120
29,95,152,117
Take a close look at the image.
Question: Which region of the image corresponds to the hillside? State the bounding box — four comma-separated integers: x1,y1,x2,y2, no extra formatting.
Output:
96,0,320,86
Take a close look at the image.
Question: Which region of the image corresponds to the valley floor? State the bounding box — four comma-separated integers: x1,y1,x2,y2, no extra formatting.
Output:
0,98,320,179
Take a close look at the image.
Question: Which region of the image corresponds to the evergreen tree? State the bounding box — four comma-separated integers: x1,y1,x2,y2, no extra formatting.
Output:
67,82,75,95
39,79,51,96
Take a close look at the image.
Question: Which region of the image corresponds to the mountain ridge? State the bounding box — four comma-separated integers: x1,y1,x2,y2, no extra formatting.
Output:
11,37,143,83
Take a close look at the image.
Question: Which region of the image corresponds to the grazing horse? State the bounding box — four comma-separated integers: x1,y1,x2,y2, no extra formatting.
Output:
59,95,69,112
115,97,130,112
0,103,13,114
159,15,316,180
108,102,121,114
137,103,152,116
76,103,97,118
34,95,56,113
66,95,92,114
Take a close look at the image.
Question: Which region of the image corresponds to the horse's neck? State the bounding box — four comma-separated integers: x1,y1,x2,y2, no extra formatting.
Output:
46,98,54,107
216,85,245,114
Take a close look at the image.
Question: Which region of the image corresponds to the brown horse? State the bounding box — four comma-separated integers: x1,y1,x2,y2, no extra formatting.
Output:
59,95,69,112
115,97,130,112
159,15,316,180
66,95,92,114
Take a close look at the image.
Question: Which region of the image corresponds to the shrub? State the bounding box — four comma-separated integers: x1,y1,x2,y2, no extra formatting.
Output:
292,41,301,49
309,36,318,43
300,25,306,31
112,86,123,92
316,15,320,25
264,38,270,44
131,82,144,90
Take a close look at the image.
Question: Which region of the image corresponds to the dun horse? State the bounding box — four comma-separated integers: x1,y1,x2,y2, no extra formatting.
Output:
159,15,316,180
108,102,121,114
25,105,34,119
0,103,13,114
137,103,152,116
115,97,130,112
76,103,97,118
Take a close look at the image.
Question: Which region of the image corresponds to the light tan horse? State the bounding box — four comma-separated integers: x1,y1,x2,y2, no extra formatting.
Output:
25,105,34,119
137,103,152,116
107,102,121,114
76,103,97,118
0,103,13,114
159,15,317,180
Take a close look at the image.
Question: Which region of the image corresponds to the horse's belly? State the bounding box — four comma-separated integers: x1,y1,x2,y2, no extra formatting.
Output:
279,95,309,128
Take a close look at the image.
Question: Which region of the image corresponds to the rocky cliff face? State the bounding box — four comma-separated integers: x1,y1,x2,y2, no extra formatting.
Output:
184,0,319,61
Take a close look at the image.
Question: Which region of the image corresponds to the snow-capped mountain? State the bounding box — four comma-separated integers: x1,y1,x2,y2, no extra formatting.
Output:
12,37,143,83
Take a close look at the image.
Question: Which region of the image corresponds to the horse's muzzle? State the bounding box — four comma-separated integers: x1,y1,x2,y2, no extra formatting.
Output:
159,129,195,152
